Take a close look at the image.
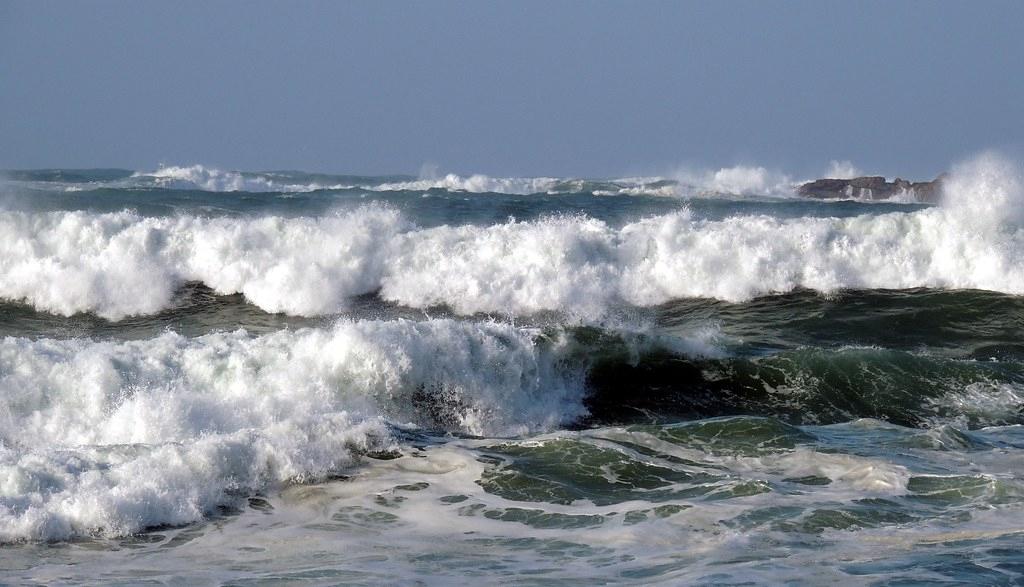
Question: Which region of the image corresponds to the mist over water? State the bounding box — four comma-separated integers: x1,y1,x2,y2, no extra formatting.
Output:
2,153,1024,585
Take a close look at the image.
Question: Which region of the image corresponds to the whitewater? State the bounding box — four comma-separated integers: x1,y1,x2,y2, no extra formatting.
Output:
1,155,1022,320
2,152,1024,585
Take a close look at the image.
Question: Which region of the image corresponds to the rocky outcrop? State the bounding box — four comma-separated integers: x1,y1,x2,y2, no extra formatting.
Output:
798,175,944,203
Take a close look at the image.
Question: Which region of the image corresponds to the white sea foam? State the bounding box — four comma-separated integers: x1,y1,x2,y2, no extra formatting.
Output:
12,161,921,201
135,164,793,198
672,165,797,197
730,449,911,493
0,319,586,540
131,166,677,196
15,432,1020,583
0,205,408,318
49,162,885,199
136,165,347,193
929,381,1024,425
1,153,1022,320
372,173,562,194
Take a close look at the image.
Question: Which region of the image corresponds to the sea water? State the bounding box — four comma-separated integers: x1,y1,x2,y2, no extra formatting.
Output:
1,155,1023,585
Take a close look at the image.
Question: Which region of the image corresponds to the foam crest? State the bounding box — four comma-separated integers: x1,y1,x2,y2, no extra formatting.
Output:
2,154,1024,320
365,172,682,197
384,195,1024,312
383,215,622,316
108,166,683,196
137,165,346,193
0,319,585,540
617,207,1022,302
373,173,561,194
0,205,407,318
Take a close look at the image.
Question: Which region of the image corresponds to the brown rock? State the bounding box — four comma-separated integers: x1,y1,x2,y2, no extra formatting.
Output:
798,174,944,203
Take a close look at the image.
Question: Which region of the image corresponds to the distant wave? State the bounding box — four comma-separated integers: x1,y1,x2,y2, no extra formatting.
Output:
5,164,800,198
670,165,797,197
126,163,856,198
2,164,680,196
129,165,797,197
6,161,935,200
138,165,349,193
371,173,562,194
136,166,685,196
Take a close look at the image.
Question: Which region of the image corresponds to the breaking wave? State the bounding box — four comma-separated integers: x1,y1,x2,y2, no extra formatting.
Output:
134,167,685,197
0,153,1020,320
9,160,942,202
0,318,589,541
2,314,1020,542
137,165,347,193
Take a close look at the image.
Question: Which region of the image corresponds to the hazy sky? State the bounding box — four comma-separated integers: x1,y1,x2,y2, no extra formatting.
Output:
2,1,1022,178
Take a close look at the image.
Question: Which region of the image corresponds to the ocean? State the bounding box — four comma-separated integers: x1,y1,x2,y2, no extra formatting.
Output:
1,156,1023,585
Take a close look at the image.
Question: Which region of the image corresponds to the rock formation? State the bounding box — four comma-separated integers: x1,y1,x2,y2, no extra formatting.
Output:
798,175,944,203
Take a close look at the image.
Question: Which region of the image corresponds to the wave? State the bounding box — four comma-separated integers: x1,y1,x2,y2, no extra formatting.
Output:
119,166,793,198
0,318,590,541
136,167,687,197
670,165,797,197
7,161,933,201
137,165,350,193
584,345,1024,429
124,163,884,198
5,165,671,197
2,315,1020,541
1,166,371,194
6,164,800,198
0,154,1020,320
372,173,562,194
670,160,874,198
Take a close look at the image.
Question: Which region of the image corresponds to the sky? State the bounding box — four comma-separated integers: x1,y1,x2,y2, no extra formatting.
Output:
1,1,1022,179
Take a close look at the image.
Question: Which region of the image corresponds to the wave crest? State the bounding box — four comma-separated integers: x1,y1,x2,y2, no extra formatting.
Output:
1,154,1022,320
138,165,347,192
0,319,585,540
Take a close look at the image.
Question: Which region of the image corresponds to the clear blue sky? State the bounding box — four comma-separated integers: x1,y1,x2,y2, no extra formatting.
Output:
2,1,1022,179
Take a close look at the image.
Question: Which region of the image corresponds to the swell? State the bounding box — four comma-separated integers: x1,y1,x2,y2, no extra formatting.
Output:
583,346,1024,429
659,288,1024,359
